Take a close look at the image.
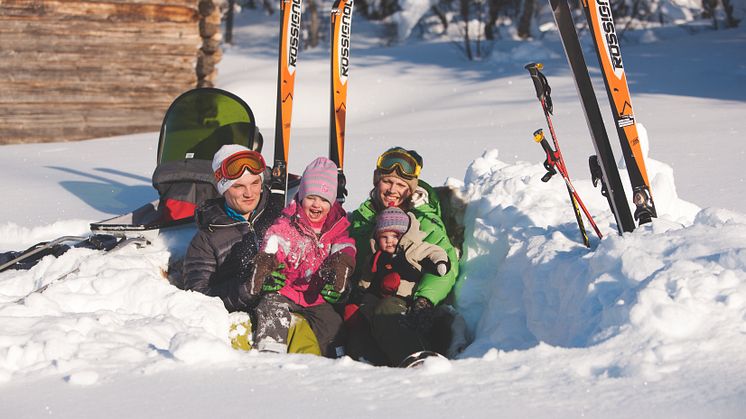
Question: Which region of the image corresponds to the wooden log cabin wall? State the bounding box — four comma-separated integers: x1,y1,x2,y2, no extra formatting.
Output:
0,0,224,144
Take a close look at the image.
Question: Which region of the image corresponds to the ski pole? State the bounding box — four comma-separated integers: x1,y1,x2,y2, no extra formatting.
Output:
533,130,590,246
526,62,604,244
533,129,603,243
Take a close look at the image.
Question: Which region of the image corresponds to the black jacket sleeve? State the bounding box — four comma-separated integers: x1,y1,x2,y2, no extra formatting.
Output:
183,231,218,296
183,228,257,312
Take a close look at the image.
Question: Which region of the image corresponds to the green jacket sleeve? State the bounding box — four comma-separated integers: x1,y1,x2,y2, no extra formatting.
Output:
348,199,377,283
411,182,459,306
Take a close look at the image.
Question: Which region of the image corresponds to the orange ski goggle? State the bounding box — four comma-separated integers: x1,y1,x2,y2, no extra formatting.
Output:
376,149,421,179
214,150,266,182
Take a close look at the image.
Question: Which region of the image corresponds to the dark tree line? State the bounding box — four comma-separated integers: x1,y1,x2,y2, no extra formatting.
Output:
222,0,742,59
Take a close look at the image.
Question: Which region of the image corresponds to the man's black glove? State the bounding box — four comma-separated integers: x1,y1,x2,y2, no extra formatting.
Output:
402,297,435,333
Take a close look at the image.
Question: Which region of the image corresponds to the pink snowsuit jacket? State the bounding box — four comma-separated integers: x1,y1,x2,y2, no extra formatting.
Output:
261,199,356,307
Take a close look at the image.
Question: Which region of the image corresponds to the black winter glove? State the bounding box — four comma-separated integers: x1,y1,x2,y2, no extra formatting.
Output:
261,263,287,293
248,252,283,295
319,252,356,294
402,297,435,333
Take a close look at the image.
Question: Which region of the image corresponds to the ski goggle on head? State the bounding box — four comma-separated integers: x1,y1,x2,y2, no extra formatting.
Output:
376,149,421,180
214,150,266,182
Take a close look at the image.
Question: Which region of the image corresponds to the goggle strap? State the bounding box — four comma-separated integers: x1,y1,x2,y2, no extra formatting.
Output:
377,164,416,180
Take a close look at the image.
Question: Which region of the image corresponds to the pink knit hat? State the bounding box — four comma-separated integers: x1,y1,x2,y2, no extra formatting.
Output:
375,207,410,237
298,157,338,203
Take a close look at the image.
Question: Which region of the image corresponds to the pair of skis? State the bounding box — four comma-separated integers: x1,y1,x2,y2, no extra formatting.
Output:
530,0,657,241
270,0,353,207
577,0,656,225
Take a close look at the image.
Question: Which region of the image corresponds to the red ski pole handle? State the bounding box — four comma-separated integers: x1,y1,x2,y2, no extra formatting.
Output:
534,129,555,156
534,129,558,182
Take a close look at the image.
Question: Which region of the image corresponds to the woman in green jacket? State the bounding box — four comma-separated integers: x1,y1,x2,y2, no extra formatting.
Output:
345,147,460,366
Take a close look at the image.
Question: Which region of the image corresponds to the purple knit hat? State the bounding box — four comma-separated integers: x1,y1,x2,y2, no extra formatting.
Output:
298,157,338,203
375,207,410,237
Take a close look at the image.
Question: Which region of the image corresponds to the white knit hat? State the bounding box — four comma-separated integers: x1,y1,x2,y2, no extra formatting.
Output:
212,144,264,195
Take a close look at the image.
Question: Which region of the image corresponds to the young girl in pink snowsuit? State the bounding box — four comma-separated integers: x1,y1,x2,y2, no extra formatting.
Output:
250,157,355,357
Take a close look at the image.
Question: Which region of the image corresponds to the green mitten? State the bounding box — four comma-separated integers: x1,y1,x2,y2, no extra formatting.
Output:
261,263,286,293
320,282,342,304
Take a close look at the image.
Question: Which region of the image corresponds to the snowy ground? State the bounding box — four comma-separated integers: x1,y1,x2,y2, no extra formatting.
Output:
1,10,745,419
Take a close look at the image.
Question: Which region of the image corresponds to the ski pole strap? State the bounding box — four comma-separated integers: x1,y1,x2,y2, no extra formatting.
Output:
524,62,553,114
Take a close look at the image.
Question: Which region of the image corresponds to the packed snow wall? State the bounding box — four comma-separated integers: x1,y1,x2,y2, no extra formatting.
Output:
454,148,746,376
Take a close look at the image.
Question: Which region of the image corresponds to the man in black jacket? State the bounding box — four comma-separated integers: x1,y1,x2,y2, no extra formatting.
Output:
182,144,282,312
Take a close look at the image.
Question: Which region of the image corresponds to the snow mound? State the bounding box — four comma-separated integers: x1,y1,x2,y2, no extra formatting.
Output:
0,238,237,383
456,149,746,381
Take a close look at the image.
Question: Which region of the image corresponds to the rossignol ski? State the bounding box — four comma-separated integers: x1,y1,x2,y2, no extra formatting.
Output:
329,0,353,201
525,63,602,247
271,0,303,207
579,0,656,224
547,0,635,234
